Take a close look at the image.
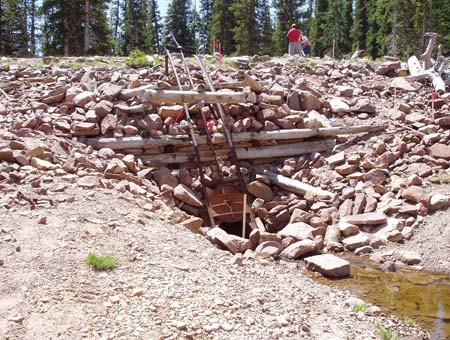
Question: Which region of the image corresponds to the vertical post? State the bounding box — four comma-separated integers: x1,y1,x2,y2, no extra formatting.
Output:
332,39,336,59
164,55,169,76
242,194,247,238
432,88,435,119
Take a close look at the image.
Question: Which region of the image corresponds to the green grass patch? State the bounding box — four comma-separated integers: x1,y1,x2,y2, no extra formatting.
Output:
126,49,153,68
404,316,418,328
375,323,400,340
86,252,117,271
352,303,368,313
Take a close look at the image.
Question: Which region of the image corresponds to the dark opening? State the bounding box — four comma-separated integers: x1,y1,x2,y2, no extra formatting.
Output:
219,221,252,238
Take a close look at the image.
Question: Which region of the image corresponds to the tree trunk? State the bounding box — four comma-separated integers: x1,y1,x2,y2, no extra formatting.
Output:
63,16,69,56
22,0,29,56
84,0,90,53
30,0,36,56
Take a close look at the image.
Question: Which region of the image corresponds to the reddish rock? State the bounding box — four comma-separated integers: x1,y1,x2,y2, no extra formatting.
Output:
402,186,427,203
341,212,387,226
78,176,99,189
100,114,117,135
73,91,95,108
247,181,274,202
0,148,14,163
174,184,204,208
362,169,388,186
429,143,450,160
280,239,317,260
305,254,350,278
342,232,370,250
277,222,315,241
153,168,178,188
325,151,346,167
255,241,283,258
207,228,250,254
339,199,353,217
335,164,358,176
352,193,367,215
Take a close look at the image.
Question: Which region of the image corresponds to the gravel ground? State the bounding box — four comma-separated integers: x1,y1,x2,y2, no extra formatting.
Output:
0,185,430,340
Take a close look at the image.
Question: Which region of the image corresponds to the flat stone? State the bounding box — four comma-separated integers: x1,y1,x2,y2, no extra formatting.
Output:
180,217,203,233
0,148,14,163
255,241,283,258
342,232,370,250
429,194,450,211
277,222,315,241
305,254,350,278
78,176,99,189
325,151,345,167
280,239,317,260
396,250,421,265
247,181,274,202
207,228,250,254
174,184,204,208
31,157,58,170
402,186,427,203
429,143,450,160
341,212,387,226
73,91,95,107
329,98,350,114
338,222,359,236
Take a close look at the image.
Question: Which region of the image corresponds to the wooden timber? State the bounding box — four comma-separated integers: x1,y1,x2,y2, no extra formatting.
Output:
83,124,386,150
256,168,337,201
139,139,335,165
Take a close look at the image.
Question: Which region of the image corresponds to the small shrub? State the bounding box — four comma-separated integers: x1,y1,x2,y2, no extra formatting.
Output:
404,316,418,328
126,49,152,68
353,303,368,313
375,323,400,340
87,252,117,271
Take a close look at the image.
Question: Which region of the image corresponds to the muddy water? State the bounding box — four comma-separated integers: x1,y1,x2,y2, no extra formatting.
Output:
312,256,450,339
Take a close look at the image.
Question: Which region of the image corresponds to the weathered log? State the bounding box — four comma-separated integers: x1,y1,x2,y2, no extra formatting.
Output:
407,56,446,95
140,139,335,165
256,168,336,201
83,124,385,150
139,89,256,105
121,81,270,99
421,32,437,70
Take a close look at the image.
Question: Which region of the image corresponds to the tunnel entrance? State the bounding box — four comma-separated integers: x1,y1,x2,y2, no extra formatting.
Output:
219,221,252,238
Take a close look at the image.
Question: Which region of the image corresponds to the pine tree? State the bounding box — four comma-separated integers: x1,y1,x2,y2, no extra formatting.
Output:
210,0,237,55
148,0,162,53
258,0,273,55
88,0,112,54
198,0,213,53
0,0,30,56
273,0,305,56
341,0,353,54
310,0,328,57
352,0,369,52
323,0,344,57
122,0,153,54
163,0,194,48
231,0,258,55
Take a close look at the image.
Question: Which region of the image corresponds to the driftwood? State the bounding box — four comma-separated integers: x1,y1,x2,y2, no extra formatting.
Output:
407,32,446,95
83,124,386,150
256,168,336,201
408,56,446,95
140,139,335,164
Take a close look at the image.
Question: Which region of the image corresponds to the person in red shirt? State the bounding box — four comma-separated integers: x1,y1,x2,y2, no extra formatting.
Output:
286,24,302,55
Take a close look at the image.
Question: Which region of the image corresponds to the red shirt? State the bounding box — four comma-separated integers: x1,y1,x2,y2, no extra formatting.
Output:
287,28,301,42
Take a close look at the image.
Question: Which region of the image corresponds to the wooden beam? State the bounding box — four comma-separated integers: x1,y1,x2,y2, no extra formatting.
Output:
140,139,335,164
238,70,264,93
83,124,385,150
138,89,256,105
256,168,337,201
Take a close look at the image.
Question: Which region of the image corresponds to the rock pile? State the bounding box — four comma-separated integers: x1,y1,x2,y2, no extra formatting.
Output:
1,55,449,276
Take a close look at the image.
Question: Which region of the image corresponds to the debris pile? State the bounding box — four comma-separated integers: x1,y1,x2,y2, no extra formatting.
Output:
1,53,449,275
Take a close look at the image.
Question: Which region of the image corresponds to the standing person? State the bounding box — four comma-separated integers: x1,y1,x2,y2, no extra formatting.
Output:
301,36,311,57
286,24,302,55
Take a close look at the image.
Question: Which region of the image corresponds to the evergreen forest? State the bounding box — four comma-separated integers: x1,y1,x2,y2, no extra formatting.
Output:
0,0,449,60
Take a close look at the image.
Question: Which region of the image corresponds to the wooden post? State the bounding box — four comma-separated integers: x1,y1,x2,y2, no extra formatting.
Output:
242,194,247,238
332,39,336,59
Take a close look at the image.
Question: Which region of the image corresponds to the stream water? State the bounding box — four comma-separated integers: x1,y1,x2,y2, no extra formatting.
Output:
312,256,450,339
